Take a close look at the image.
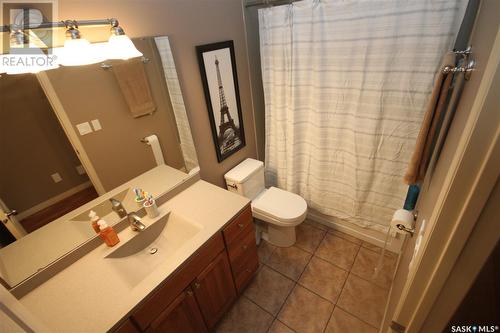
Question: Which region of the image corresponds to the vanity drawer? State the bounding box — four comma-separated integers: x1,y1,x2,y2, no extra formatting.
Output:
132,232,225,331
223,205,253,246
227,225,257,272
227,223,259,293
233,248,259,293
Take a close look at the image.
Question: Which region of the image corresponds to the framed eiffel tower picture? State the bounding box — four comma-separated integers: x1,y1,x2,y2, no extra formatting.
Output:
196,40,246,162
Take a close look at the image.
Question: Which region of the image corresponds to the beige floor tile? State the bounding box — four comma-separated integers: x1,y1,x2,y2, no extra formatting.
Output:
268,320,296,333
278,285,334,333
337,275,388,328
304,219,330,231
328,229,363,245
325,307,377,333
267,246,312,281
258,240,277,264
315,234,360,271
299,256,348,303
361,241,397,258
244,265,295,315
217,297,273,333
351,247,397,289
295,224,326,253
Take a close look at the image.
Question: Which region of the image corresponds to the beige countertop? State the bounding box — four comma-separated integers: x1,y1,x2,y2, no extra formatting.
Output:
19,179,249,332
0,165,189,287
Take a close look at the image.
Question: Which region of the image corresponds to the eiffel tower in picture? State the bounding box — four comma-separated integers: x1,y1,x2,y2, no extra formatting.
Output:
215,56,240,153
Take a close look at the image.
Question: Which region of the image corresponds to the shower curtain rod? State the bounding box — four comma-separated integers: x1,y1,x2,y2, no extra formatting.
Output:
245,0,303,8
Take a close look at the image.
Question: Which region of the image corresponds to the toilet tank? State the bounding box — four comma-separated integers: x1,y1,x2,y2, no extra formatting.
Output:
224,158,265,200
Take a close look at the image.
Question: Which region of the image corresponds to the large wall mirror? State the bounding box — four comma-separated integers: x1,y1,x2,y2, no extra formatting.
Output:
0,36,198,288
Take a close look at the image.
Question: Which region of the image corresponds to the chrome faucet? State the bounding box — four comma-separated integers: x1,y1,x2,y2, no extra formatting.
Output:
128,212,146,232
110,198,127,218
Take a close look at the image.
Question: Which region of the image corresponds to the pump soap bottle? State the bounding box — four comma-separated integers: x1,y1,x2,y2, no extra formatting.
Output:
97,220,120,247
89,210,100,234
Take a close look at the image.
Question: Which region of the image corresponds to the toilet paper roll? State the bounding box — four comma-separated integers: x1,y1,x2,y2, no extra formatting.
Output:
390,209,414,234
144,134,165,166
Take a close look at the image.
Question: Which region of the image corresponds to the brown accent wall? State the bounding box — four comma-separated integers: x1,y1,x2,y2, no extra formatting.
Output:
0,74,89,212
54,0,258,188
45,38,185,191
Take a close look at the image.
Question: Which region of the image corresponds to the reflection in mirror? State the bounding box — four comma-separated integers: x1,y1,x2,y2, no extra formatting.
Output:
0,36,198,288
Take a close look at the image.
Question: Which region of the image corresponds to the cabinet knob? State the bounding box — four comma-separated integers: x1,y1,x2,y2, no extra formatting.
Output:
238,223,244,228
242,245,248,250
193,282,201,289
245,269,252,273
186,290,193,296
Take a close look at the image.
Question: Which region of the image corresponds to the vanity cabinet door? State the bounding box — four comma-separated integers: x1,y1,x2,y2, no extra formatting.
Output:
192,251,237,330
147,287,208,333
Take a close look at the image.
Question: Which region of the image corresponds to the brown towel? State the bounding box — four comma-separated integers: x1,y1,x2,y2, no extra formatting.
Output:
404,52,456,184
112,58,156,118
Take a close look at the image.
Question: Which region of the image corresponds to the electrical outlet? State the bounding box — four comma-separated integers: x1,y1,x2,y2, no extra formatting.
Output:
76,122,93,136
76,165,86,175
91,119,102,131
51,173,62,183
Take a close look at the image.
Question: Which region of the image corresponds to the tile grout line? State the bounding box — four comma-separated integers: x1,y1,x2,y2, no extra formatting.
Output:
271,230,328,332
333,244,382,330
299,230,338,333
320,239,362,333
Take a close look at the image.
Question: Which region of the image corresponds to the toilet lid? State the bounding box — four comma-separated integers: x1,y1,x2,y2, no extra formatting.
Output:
252,187,307,222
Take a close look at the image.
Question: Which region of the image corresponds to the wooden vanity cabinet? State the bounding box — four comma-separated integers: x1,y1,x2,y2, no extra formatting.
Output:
192,251,236,329
146,286,207,333
121,205,257,333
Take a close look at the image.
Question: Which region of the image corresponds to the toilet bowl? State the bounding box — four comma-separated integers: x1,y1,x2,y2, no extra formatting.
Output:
224,158,307,247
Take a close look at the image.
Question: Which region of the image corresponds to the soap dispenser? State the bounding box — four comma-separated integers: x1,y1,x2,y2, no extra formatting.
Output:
97,220,120,247
89,210,100,234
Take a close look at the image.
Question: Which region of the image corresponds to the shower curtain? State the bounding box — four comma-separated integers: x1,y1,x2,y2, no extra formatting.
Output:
259,0,467,232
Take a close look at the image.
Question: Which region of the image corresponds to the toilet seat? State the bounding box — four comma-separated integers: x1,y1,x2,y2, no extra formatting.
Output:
251,187,307,227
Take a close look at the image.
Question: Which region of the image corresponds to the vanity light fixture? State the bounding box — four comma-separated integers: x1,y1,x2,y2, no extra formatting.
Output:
0,18,140,74
53,21,106,66
106,19,143,60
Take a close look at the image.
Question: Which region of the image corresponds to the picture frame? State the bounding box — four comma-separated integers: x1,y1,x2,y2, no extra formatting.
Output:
196,40,246,162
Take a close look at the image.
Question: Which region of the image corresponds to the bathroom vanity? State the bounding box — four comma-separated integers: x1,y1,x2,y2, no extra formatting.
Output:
16,177,258,332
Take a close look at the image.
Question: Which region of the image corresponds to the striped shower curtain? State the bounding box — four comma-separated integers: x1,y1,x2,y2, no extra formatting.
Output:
259,0,467,232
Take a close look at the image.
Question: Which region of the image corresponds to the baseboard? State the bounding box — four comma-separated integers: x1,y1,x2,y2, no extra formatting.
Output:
307,210,405,254
17,181,93,220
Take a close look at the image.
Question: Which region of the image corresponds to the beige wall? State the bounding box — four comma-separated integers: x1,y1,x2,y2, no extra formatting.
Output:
55,0,258,188
45,38,185,191
244,5,266,161
0,75,89,212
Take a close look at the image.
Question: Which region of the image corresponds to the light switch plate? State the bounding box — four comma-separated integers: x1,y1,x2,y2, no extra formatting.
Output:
76,165,86,175
76,122,93,136
51,173,62,183
91,119,102,131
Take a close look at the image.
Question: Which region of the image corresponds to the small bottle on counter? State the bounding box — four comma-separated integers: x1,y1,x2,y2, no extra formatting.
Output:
89,210,100,234
97,220,120,247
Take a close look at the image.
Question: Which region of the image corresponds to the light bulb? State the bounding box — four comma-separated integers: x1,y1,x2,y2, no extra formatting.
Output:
107,34,142,60
54,38,105,66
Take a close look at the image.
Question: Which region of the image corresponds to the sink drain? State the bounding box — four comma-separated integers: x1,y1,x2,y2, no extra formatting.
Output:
149,248,158,255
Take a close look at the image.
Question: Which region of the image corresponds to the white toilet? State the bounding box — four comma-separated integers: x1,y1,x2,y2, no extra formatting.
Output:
224,158,307,247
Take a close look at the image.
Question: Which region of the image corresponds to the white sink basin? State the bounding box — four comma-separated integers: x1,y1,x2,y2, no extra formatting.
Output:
104,211,202,287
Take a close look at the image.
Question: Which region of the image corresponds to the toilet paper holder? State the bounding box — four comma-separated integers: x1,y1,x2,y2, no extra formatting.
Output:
395,210,418,237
